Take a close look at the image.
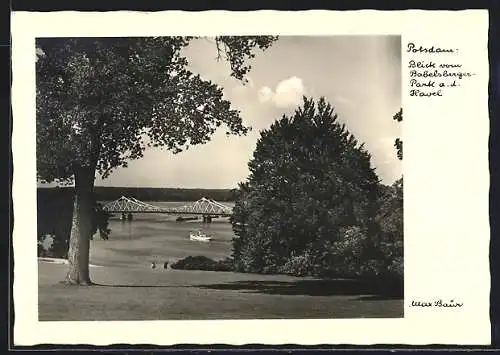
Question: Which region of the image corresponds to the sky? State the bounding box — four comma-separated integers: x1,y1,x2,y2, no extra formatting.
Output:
50,36,403,189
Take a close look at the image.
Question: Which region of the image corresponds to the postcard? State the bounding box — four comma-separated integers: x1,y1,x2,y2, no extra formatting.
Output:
11,10,490,345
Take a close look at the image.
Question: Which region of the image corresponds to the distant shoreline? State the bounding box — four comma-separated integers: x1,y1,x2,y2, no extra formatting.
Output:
37,186,238,203
37,185,237,190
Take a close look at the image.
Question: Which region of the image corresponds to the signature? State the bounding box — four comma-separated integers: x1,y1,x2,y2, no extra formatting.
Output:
410,299,463,308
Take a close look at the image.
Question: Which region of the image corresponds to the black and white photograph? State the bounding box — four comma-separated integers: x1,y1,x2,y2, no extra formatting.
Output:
35,34,404,321
12,10,491,346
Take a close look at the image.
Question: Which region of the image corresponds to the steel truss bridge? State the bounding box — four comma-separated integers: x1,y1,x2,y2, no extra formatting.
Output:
102,196,233,217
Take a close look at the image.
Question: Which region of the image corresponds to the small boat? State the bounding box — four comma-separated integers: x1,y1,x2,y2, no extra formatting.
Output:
189,230,212,242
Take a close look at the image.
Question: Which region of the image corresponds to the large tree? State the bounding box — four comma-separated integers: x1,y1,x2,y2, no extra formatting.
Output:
231,97,381,276
36,36,277,285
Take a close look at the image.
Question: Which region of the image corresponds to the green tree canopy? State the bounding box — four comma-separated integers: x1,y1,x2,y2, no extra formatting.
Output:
36,36,277,183
231,97,381,276
36,36,278,284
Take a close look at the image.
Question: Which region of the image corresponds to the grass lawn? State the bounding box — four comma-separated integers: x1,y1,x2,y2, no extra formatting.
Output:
38,219,403,321
38,262,403,321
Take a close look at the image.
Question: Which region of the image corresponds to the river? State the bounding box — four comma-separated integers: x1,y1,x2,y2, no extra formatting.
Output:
90,201,236,268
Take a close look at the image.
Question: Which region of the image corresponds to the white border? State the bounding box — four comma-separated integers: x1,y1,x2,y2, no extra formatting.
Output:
12,10,491,345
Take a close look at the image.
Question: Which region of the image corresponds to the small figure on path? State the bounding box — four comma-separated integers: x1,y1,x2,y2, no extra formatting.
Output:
151,254,160,269
163,261,169,269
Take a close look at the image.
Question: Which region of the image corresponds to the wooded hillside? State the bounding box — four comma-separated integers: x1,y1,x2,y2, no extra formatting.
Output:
38,186,237,202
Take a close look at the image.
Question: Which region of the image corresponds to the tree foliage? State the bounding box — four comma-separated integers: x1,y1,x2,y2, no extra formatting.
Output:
36,36,277,183
36,36,278,284
231,97,382,276
373,177,403,279
393,108,403,160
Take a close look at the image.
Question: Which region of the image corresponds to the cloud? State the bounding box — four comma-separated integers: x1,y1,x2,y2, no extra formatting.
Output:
258,86,273,103
258,76,305,108
274,76,304,107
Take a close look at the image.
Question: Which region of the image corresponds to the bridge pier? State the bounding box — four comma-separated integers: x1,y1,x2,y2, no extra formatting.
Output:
121,213,133,221
202,215,212,223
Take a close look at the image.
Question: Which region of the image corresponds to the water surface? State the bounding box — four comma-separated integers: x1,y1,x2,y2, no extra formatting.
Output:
91,201,236,268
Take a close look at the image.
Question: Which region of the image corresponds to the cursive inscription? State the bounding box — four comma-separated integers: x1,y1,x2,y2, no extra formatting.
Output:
407,42,455,54
411,299,464,308
406,42,476,98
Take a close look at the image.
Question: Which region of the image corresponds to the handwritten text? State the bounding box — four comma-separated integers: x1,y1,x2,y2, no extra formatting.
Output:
406,42,475,98
410,299,464,308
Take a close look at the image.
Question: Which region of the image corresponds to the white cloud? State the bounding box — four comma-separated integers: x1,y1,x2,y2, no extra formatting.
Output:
274,76,304,107
258,86,273,103
258,76,305,108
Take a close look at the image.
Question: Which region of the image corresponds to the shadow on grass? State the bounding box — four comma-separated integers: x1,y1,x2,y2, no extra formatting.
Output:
355,294,403,301
92,283,178,288
194,279,403,300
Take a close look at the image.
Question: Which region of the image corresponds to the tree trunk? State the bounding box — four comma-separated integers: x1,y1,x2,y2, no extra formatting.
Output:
65,166,95,285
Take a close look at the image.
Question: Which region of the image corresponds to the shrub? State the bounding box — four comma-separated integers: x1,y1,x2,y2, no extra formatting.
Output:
387,256,403,279
171,256,234,272
37,234,56,257
38,241,46,257
278,251,315,277
375,177,403,282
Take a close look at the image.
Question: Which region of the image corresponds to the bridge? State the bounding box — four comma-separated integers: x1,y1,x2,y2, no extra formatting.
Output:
101,196,233,223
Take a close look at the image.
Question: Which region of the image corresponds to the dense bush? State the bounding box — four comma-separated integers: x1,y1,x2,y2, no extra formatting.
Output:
170,256,234,272
278,251,315,277
37,187,111,258
375,177,403,281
